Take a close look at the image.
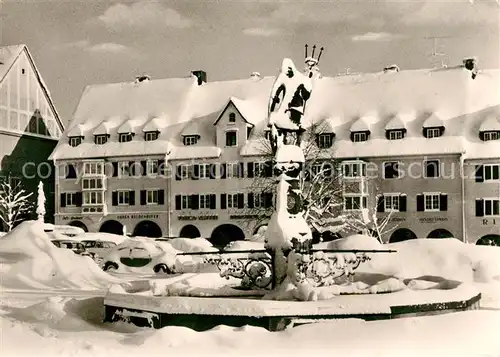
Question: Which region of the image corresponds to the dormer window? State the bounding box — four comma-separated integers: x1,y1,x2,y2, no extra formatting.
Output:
481,131,500,141
229,113,236,123
225,131,237,147
119,133,133,143
423,127,444,139
145,131,159,141
386,129,406,140
69,136,82,147
94,134,108,145
351,131,369,143
183,135,199,146
316,133,335,148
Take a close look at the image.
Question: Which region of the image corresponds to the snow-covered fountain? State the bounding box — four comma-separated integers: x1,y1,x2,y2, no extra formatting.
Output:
103,48,482,331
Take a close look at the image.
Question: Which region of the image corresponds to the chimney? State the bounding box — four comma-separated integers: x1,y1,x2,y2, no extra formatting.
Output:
134,75,151,84
462,57,478,79
191,70,207,85
383,64,400,73
250,71,261,80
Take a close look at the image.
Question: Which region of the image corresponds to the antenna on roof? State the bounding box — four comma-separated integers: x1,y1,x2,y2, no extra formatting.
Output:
425,36,450,68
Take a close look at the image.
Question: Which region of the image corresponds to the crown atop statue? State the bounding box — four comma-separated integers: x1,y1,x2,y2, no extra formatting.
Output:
304,44,324,67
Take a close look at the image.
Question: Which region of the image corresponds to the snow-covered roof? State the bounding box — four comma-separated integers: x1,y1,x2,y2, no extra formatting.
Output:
92,121,113,135
314,117,340,134
423,113,444,128
169,145,221,160
50,67,500,161
118,117,147,134
385,113,412,130
142,117,167,132
0,44,64,133
479,113,500,132
67,124,86,137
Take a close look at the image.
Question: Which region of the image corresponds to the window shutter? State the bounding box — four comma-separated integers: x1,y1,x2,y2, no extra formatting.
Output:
263,192,273,208
191,194,199,210
416,194,424,212
439,127,445,136
112,162,118,177
129,191,135,205
158,160,165,175
423,128,428,138
238,162,244,178
377,195,385,212
141,161,147,176
220,194,227,209
399,195,407,212
350,132,355,142
385,130,391,140
221,163,227,179
112,191,118,206
237,193,244,209
209,164,217,179
210,194,216,209
315,134,320,147
158,190,165,205
264,161,273,177
175,195,181,210
479,131,485,141
140,190,146,205
66,164,77,179
439,194,448,211
247,162,254,178
60,193,66,207
475,199,484,217
192,164,199,180
176,165,182,180
129,161,136,176
475,165,484,183
248,193,254,208
75,192,82,207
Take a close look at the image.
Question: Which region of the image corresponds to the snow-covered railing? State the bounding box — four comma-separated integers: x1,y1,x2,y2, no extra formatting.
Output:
177,248,396,290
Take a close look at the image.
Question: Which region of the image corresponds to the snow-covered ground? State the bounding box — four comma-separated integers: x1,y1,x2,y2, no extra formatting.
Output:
1,221,500,356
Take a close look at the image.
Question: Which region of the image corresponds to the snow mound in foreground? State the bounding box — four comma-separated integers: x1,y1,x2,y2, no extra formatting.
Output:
168,238,218,253
0,221,122,290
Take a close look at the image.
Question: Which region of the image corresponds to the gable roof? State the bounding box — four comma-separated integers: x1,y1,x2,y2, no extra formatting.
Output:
423,113,444,128
213,97,263,126
479,113,500,132
0,44,65,133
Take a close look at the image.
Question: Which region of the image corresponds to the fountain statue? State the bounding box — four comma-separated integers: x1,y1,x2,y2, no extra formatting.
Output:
264,45,324,300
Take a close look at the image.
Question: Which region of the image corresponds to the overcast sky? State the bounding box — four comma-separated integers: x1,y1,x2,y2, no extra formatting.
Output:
2,0,499,123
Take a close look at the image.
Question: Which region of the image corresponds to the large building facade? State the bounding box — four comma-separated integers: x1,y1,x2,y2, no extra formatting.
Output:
0,45,64,229
50,63,500,245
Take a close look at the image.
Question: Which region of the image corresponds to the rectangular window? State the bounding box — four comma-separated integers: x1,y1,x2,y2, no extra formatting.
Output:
69,137,82,147
383,161,401,179
94,135,108,145
180,164,190,180
424,193,440,211
199,163,211,179
181,195,189,209
318,134,333,148
484,199,500,216
117,191,130,205
388,130,403,140
384,194,400,212
426,128,441,138
484,132,499,141
183,135,198,146
119,133,133,143
199,194,214,209
118,161,129,177
82,178,103,190
147,160,158,176
147,190,159,205
343,195,368,211
10,111,18,130
424,160,440,178
66,192,78,207
84,162,103,175
343,161,367,178
227,193,239,208
484,164,500,181
352,132,367,142
253,193,262,208
264,131,272,141
145,131,158,141
83,191,103,205
253,162,266,177
225,131,237,147
226,162,240,179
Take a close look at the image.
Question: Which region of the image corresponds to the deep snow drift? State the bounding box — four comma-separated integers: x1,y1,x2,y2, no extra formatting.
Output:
0,221,122,290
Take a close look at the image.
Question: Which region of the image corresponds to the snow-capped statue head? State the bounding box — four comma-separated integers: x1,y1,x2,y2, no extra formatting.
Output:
267,58,312,139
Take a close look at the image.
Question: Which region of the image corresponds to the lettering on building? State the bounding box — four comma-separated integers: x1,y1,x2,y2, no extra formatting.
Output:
116,214,160,220
482,219,497,225
61,216,84,221
389,217,406,222
418,217,448,223
229,214,272,220
178,215,218,221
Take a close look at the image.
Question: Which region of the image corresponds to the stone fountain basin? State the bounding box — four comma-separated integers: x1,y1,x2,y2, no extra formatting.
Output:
104,274,481,331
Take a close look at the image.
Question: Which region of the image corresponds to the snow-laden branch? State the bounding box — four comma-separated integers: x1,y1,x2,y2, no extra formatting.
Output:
0,180,34,231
